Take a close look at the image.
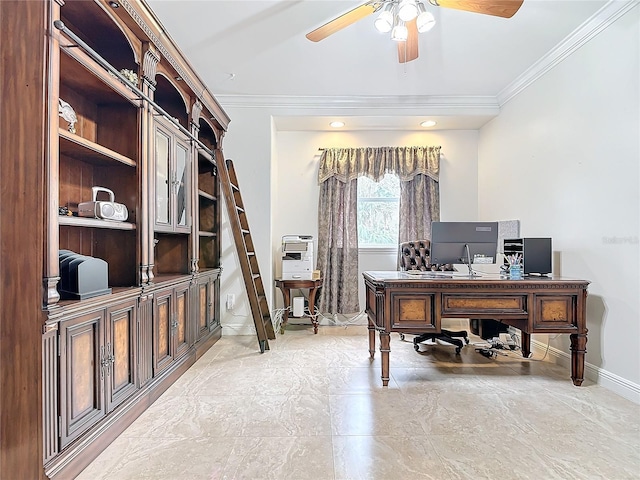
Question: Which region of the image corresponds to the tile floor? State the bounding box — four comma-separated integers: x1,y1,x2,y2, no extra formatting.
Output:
78,323,640,480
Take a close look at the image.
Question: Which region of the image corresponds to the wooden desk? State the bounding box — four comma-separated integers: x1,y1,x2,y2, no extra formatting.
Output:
275,278,323,333
363,271,589,386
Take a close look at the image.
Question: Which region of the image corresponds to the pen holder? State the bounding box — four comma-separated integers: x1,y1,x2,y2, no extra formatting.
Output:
509,264,522,279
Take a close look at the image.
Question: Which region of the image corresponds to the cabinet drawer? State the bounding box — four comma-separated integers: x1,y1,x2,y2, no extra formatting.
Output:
389,292,437,331
534,295,577,330
441,294,527,315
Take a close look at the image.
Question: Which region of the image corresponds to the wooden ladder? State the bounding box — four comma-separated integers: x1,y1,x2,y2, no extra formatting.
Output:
216,152,275,353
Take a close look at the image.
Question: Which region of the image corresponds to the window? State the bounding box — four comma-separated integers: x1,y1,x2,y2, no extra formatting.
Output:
357,174,400,247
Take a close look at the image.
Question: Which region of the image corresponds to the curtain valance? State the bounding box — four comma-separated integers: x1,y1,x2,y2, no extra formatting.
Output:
317,146,441,184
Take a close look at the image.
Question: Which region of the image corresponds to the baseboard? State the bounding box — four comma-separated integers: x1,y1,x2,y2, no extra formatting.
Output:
531,339,640,405
221,321,257,336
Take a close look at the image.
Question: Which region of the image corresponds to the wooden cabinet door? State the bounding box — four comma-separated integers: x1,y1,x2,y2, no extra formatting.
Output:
174,282,190,358
196,277,211,341
153,288,174,375
210,277,220,330
59,311,106,449
105,299,138,412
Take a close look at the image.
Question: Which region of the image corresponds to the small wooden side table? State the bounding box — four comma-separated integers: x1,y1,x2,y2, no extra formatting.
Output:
274,278,323,334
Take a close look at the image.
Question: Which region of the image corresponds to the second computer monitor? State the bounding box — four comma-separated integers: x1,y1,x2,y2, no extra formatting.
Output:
430,221,498,265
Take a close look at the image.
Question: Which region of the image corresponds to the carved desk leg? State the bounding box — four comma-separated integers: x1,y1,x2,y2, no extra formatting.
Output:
368,316,376,359
308,285,320,334
380,331,391,387
570,331,588,386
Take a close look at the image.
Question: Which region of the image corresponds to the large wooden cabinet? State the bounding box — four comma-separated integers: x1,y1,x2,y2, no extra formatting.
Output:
0,1,229,478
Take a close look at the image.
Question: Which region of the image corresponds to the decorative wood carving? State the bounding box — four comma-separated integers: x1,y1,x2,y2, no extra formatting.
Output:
191,101,203,127
142,44,160,84
118,0,230,129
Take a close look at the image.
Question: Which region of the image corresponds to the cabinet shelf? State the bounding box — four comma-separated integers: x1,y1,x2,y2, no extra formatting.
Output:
60,43,140,106
59,129,136,167
198,149,214,163
198,190,216,202
59,216,136,230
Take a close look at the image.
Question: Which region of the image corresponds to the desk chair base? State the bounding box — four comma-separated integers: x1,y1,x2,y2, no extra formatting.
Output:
403,330,470,354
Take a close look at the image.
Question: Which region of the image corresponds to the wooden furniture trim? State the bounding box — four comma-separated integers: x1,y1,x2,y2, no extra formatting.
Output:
58,216,136,230
274,278,323,334
363,271,589,387
58,39,140,105
59,129,137,167
115,0,230,130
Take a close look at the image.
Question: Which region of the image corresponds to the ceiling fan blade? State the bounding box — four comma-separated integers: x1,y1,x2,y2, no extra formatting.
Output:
306,3,379,42
429,0,524,18
398,18,419,63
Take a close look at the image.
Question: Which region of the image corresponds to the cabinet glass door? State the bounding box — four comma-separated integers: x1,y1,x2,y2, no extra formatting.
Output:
175,142,188,228
155,129,171,226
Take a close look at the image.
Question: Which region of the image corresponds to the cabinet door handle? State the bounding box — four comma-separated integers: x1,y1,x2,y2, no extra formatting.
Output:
107,342,115,366
100,345,107,380
105,343,112,376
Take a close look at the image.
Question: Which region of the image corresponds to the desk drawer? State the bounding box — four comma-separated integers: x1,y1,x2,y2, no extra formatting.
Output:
389,292,437,331
441,294,527,315
533,295,577,330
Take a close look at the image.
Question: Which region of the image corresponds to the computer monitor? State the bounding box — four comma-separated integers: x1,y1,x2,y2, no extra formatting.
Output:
430,222,498,272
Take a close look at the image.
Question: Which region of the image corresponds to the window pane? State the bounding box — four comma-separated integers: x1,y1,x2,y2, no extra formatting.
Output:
358,174,400,198
357,174,400,246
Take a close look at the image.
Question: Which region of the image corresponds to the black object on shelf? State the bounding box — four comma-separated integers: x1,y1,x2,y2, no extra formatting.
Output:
503,237,552,276
58,250,111,300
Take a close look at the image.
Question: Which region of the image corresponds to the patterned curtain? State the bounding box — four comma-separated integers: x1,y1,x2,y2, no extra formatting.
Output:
398,174,440,243
317,146,440,314
316,176,360,314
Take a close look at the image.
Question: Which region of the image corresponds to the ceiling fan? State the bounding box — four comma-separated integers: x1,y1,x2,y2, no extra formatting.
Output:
306,0,524,64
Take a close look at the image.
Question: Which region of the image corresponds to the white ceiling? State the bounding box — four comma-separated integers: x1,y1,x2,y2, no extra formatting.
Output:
145,0,609,130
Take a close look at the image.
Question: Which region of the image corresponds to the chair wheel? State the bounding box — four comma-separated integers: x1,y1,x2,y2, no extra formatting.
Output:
399,333,405,341
414,343,420,352
455,346,462,354
465,338,470,345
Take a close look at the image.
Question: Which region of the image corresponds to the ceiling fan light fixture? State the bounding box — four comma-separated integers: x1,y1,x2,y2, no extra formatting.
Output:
398,0,419,22
374,3,395,33
416,4,436,33
391,20,408,42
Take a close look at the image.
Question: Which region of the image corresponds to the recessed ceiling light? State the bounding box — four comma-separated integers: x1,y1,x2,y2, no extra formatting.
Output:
108,1,120,8
421,120,437,127
329,121,345,128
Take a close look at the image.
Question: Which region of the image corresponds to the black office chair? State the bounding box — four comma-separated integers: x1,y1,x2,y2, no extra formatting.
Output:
398,240,469,354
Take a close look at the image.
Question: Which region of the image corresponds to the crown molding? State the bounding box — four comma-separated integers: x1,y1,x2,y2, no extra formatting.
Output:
497,0,638,106
216,94,500,116
217,1,636,118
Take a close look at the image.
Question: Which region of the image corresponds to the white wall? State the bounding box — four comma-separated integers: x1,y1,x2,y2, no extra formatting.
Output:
478,7,639,398
272,130,480,319
217,4,639,401
219,120,480,331
218,108,274,335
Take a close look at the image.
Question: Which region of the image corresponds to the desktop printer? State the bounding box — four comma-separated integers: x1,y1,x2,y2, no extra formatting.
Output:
281,235,314,280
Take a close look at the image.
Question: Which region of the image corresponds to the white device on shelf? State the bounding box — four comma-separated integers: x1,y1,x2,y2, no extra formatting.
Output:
292,296,305,317
281,235,314,280
78,186,128,222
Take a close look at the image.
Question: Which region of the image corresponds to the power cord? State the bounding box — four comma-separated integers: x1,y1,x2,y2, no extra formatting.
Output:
270,307,289,335
473,332,560,361
311,308,367,328
473,334,519,358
